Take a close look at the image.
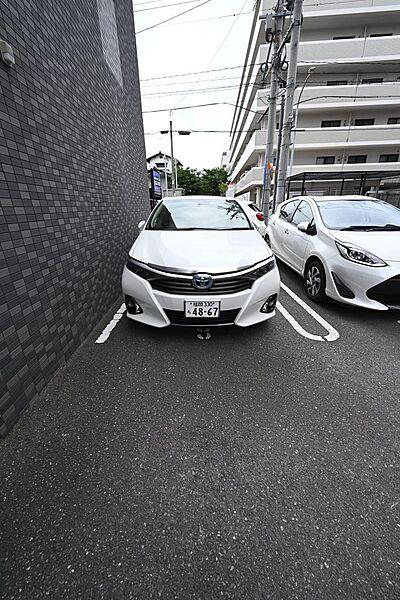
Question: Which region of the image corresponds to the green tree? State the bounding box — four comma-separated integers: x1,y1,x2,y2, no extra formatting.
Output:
176,166,202,195
199,168,228,196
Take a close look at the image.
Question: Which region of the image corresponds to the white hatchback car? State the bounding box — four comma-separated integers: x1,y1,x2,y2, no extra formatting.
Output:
268,195,400,310
122,196,280,327
236,199,268,239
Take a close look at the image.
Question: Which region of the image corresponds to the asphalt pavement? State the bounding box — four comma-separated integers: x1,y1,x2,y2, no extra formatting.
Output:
1,264,399,600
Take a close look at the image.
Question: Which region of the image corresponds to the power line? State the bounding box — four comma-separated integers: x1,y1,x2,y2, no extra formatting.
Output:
136,0,213,34
141,61,263,82
143,84,243,97
134,0,177,5
143,76,400,89
143,101,260,113
163,10,253,26
142,74,246,88
135,0,204,12
174,0,251,110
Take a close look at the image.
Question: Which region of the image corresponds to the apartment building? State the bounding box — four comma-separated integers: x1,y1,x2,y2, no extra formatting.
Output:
228,0,400,203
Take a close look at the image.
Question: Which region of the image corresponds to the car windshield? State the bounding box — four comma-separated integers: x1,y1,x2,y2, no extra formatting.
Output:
317,199,400,230
147,198,251,231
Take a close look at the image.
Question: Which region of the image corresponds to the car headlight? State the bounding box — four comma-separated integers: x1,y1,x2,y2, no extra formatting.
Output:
336,241,387,267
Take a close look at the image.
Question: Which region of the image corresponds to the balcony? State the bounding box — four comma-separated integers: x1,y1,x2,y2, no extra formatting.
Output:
294,125,400,149
229,97,264,170
260,35,400,72
229,130,265,180
291,162,400,176
303,0,395,15
256,82,400,113
229,126,400,181
235,167,263,195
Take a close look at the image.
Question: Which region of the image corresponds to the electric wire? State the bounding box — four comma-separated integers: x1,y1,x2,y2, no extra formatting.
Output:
173,0,251,109
136,0,213,33
135,0,205,12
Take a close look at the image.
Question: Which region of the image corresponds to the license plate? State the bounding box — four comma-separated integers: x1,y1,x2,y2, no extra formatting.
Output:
185,300,220,318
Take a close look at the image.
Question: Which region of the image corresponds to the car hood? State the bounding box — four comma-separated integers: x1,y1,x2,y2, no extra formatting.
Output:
331,230,400,262
129,230,271,273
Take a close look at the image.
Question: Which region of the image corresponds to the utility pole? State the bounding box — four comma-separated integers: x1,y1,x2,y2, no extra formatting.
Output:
163,152,169,196
169,113,176,195
275,0,304,205
272,91,286,211
260,0,286,222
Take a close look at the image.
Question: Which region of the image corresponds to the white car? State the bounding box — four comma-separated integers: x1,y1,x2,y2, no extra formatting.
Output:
267,195,400,310
236,199,268,239
122,196,280,327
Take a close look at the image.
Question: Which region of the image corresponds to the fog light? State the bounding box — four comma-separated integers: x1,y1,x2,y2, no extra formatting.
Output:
125,295,143,315
261,293,277,313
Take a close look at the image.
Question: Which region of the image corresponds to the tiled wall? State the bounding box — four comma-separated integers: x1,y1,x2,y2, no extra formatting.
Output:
0,0,149,436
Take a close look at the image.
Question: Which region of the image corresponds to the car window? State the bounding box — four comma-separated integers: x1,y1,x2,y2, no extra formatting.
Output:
249,203,260,212
148,198,251,231
279,200,300,222
317,199,400,230
291,201,314,226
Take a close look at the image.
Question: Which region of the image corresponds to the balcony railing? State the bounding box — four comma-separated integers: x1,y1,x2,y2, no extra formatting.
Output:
302,0,392,14
260,35,400,67
294,125,400,148
229,126,400,180
257,82,400,112
235,167,263,195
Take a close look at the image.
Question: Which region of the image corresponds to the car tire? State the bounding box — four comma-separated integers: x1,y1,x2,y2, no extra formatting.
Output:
304,260,326,303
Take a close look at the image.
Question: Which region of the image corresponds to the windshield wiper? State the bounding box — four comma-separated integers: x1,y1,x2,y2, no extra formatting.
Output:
339,224,400,231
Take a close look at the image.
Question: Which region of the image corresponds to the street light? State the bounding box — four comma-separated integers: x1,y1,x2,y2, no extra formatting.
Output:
160,114,191,195
288,66,316,178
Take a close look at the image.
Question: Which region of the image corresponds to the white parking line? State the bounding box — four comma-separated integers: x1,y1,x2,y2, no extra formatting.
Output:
95,304,126,344
278,282,340,342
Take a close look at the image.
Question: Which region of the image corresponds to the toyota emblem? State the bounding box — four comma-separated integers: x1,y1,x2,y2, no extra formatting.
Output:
192,273,213,290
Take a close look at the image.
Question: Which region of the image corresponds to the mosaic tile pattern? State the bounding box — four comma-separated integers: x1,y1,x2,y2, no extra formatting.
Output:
0,0,149,436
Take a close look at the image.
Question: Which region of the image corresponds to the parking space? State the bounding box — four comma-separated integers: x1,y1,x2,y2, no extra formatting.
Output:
1,270,399,599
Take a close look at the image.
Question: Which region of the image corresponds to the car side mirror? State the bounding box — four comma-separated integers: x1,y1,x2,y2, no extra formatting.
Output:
138,220,146,232
297,221,311,233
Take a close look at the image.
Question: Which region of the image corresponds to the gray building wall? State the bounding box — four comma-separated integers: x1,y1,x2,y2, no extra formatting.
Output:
0,0,149,436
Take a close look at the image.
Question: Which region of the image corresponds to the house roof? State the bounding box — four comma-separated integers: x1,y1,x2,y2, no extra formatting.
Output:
147,151,182,166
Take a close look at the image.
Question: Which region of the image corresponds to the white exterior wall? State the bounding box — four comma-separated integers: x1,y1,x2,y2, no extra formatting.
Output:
228,0,400,201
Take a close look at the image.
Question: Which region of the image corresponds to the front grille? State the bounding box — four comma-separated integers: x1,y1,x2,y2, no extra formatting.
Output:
367,275,400,307
165,308,240,326
126,258,275,296
152,276,251,295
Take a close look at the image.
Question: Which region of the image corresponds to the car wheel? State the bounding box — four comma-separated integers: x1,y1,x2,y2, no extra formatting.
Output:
305,260,326,302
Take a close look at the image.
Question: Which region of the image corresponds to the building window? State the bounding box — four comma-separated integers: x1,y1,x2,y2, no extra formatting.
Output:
379,153,399,162
327,80,348,86
354,118,375,126
388,117,400,124
333,35,356,40
370,33,393,37
316,156,335,165
97,0,123,87
361,78,383,84
321,120,341,128
348,155,367,164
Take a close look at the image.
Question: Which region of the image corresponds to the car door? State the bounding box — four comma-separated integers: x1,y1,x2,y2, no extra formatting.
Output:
247,202,266,236
284,200,315,272
269,200,300,262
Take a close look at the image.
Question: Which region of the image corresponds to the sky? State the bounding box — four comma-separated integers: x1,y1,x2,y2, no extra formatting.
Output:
132,0,255,171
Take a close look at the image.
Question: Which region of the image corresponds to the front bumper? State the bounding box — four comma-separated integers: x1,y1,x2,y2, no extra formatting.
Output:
324,258,400,311
121,266,280,327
